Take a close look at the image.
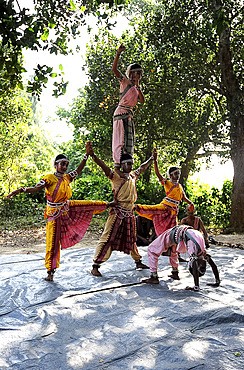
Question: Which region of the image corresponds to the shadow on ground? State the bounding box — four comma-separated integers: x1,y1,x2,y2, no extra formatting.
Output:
0,246,243,369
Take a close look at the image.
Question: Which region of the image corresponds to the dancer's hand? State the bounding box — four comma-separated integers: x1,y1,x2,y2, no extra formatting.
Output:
108,200,118,208
86,141,94,156
6,188,22,198
117,44,126,54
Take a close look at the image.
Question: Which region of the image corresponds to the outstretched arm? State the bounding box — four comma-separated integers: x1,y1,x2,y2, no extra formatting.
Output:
86,141,112,178
112,44,126,78
136,148,156,175
7,183,45,198
206,255,220,287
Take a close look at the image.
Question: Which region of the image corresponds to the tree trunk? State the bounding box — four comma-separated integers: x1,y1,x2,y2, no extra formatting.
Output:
219,27,244,232
180,146,201,186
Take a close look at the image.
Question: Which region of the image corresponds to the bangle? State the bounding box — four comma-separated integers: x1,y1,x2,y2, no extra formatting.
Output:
194,286,199,291
21,187,27,193
83,154,88,161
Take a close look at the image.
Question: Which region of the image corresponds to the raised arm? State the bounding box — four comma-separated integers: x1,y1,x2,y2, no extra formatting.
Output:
136,147,156,175
86,141,112,178
112,44,126,78
75,154,89,175
153,149,166,183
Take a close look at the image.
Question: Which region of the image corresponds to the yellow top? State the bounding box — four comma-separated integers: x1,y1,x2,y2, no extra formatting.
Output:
43,173,73,218
110,171,139,210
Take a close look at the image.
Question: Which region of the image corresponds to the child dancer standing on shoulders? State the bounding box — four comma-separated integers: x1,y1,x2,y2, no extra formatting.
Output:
7,152,108,281
112,43,145,171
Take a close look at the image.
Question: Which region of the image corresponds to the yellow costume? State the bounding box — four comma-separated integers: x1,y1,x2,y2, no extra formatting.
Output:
136,179,184,236
41,173,107,272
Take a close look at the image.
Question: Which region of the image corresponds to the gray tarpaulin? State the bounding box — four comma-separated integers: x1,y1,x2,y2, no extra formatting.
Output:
0,246,243,369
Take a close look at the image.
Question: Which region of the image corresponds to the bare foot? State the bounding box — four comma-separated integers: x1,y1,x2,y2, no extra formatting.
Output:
45,274,54,282
91,266,102,277
168,273,180,280
136,261,150,269
142,276,159,284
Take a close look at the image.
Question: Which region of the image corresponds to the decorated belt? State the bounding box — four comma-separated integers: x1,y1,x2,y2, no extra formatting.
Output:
164,197,180,206
47,200,68,208
110,206,134,219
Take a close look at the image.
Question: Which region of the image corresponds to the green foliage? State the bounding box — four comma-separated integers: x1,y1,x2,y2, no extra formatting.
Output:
63,4,234,180
0,89,32,193
0,0,126,97
0,89,56,195
0,195,46,230
183,180,233,229
71,173,113,201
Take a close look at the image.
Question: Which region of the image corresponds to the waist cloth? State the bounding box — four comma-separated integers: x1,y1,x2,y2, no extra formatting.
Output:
96,206,136,262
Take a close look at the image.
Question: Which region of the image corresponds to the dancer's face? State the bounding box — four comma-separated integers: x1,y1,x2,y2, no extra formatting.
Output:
129,70,142,83
170,169,180,182
121,161,133,173
56,160,69,174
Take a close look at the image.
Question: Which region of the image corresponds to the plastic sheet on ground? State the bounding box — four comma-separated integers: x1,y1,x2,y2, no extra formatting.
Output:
0,245,243,369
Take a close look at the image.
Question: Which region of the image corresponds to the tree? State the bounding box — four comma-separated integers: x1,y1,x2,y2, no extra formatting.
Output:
133,0,243,230
0,89,32,193
67,27,228,173
0,89,56,194
57,0,243,231
0,0,126,97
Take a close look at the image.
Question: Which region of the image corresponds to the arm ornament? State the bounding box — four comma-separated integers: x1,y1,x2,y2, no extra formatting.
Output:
69,170,78,179
107,169,114,179
83,154,88,161
134,168,141,176
21,187,27,192
35,180,46,188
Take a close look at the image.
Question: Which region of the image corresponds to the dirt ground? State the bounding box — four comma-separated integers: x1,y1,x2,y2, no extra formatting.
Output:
0,226,243,255
0,226,103,255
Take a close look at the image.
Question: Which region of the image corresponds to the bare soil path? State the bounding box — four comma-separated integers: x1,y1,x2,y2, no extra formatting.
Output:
0,227,243,255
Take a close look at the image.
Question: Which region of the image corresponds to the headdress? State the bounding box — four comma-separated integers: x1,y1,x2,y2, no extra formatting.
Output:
126,63,143,78
120,153,134,165
167,166,180,177
54,154,69,167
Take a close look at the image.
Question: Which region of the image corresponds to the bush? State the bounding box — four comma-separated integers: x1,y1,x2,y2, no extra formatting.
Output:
0,195,46,230
0,176,233,231
183,180,232,229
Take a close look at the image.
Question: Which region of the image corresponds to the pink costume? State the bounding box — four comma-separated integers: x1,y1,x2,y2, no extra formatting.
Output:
147,225,206,273
112,74,139,164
